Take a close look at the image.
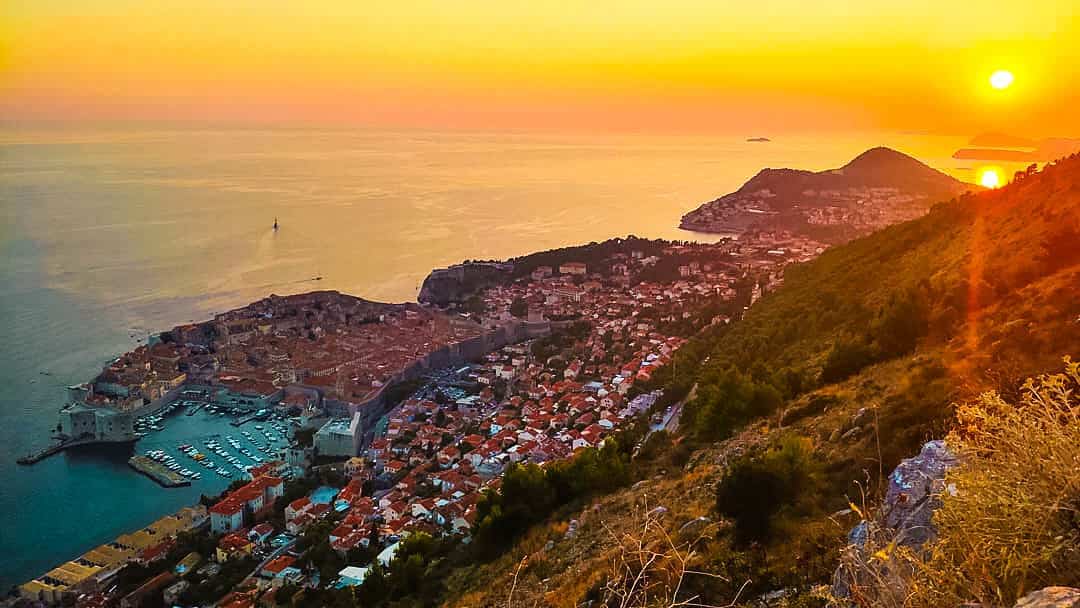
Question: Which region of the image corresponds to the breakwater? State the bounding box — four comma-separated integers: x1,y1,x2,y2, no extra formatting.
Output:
128,455,190,488
17,436,134,466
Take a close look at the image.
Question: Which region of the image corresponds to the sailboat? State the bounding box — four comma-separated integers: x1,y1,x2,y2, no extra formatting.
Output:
273,217,279,231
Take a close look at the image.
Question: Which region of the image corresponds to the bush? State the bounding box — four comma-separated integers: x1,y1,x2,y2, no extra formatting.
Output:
840,357,1080,607
472,439,632,556
686,367,783,440
908,357,1080,606
716,435,824,545
819,338,878,384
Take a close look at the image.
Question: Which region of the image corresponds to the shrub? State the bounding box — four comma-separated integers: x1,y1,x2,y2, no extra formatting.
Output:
840,357,1080,607
716,435,824,545
908,356,1080,606
819,338,878,384
687,367,783,440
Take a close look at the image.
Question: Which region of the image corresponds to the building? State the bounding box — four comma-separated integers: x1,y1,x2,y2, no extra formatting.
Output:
210,475,284,533
314,416,360,457
216,532,254,563
559,262,588,275
58,401,136,443
337,566,369,587
210,498,245,534
530,266,553,281
260,555,296,579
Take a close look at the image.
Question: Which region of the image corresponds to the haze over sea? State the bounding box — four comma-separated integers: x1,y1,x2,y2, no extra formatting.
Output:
0,126,976,589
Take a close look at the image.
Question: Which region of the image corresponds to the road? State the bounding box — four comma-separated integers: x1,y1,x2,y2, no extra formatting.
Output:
241,537,298,585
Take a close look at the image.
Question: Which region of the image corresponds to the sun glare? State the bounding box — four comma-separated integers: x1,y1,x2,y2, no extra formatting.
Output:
979,168,1003,188
990,70,1014,90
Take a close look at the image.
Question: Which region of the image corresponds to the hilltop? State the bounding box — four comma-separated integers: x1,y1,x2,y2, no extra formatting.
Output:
432,154,1080,606
680,147,975,243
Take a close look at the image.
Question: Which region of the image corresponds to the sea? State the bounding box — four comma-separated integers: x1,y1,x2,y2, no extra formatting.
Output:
0,125,992,589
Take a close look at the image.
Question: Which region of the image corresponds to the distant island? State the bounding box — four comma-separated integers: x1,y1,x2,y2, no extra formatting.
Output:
746,137,771,143
967,131,1039,148
679,146,975,243
952,134,1080,162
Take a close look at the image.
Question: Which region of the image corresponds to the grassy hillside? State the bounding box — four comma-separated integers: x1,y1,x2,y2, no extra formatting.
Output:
389,155,1080,607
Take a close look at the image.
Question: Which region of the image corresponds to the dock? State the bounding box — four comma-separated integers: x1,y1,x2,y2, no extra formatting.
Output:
230,410,269,427
185,402,207,416
128,455,191,487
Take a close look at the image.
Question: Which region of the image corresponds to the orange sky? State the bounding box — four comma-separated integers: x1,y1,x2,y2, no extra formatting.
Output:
2,1,1078,135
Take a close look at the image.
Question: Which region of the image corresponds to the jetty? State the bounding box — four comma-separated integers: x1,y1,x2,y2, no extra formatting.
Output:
16,437,112,465
17,442,68,465
230,410,270,427
128,455,191,487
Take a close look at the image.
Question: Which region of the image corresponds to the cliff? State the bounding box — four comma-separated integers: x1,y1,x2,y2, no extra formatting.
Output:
417,262,512,306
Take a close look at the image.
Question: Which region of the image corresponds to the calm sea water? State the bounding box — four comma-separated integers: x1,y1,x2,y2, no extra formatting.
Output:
0,126,980,588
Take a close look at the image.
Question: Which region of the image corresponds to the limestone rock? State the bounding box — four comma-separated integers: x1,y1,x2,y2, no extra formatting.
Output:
1014,587,1080,608
831,440,959,603
883,439,958,547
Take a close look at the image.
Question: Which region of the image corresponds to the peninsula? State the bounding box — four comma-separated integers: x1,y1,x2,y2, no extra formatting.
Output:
16,228,826,605
679,146,975,242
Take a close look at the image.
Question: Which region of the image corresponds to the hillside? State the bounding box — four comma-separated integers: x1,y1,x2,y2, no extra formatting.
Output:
734,147,968,207
679,147,976,243
433,154,1080,606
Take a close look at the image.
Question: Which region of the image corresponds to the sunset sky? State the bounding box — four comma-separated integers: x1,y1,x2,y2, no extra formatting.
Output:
3,0,1078,135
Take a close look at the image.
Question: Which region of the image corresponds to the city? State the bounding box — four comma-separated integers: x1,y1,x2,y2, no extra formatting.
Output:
13,231,820,607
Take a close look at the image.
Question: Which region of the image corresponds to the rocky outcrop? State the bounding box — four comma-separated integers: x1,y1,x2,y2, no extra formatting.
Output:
1014,587,1080,608
881,439,959,547
417,262,511,306
831,439,959,603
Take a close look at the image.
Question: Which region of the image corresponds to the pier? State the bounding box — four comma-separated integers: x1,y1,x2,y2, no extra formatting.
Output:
16,442,68,465
230,410,269,427
16,437,128,465
128,455,191,487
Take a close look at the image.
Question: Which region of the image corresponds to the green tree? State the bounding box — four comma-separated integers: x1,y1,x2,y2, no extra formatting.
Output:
509,296,529,318
716,435,824,545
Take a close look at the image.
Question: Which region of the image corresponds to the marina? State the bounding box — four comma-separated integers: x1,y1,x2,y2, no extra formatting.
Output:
133,403,294,487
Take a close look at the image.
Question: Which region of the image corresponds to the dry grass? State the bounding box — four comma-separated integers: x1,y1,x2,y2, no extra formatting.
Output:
837,356,1080,607
593,501,743,608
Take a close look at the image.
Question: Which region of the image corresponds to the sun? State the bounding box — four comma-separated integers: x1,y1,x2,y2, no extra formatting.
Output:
990,70,1014,90
979,168,1002,188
